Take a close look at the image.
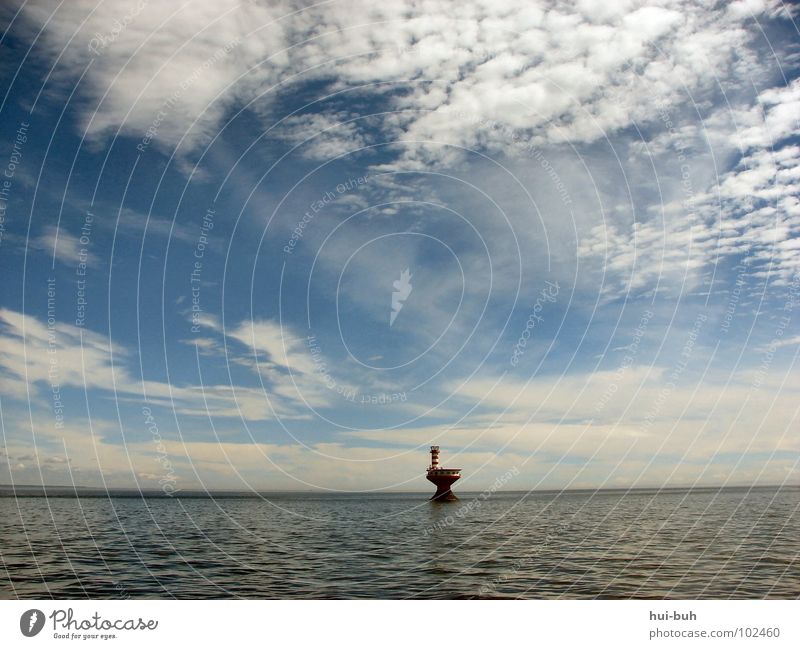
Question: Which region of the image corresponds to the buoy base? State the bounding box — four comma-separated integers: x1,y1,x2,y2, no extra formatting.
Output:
427,471,461,502
430,489,459,502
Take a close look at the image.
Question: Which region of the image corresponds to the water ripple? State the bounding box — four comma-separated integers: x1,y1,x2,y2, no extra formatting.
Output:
1,487,797,599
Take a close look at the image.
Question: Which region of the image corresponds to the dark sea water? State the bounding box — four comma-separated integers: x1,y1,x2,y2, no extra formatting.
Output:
1,486,797,599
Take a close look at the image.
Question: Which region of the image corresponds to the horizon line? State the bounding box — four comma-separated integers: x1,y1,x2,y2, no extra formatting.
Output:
1,483,797,497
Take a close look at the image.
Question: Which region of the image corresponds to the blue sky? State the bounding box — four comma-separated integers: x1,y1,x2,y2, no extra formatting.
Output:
0,0,798,492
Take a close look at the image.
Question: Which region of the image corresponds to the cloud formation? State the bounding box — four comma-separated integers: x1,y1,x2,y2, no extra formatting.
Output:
9,0,791,155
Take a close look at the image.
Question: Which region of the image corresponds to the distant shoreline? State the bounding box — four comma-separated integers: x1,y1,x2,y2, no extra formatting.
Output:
1,484,797,499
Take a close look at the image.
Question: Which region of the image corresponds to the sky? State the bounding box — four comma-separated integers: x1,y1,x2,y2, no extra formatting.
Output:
0,0,798,493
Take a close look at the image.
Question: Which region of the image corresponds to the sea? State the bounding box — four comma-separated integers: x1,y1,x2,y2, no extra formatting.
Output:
1,486,797,599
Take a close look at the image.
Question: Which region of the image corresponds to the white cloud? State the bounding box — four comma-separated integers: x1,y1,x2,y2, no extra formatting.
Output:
0,308,317,422
276,111,368,161
340,364,800,487
11,0,791,158
26,226,93,267
12,1,798,302
226,318,316,375
578,78,800,299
